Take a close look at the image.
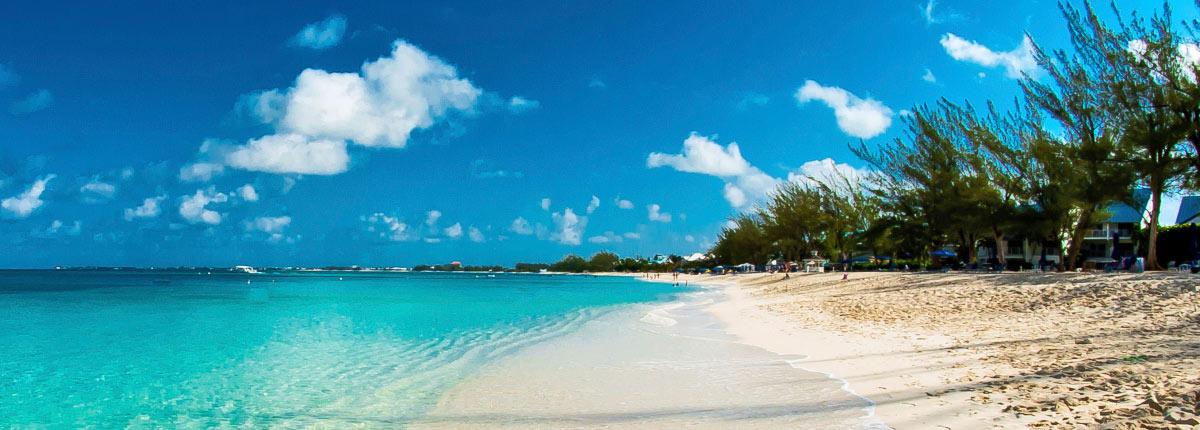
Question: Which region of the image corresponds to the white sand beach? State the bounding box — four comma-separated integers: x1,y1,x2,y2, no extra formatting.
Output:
415,271,1200,429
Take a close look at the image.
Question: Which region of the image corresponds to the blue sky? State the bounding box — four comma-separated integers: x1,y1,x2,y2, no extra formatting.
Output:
0,0,1192,268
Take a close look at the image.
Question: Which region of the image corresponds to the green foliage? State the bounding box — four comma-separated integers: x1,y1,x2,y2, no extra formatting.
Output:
587,251,620,272
548,254,590,273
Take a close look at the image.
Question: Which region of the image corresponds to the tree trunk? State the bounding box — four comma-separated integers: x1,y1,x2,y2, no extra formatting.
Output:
993,227,1006,263
1065,208,1094,271
1147,180,1164,270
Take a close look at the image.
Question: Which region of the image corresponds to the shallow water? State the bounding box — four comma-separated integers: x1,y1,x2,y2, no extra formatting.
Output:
415,287,886,429
0,270,683,428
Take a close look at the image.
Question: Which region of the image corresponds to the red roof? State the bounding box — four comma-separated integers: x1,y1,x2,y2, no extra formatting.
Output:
450,261,462,266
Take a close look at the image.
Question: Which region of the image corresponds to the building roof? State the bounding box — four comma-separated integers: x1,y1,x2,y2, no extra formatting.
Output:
1177,196,1200,225
1102,188,1150,223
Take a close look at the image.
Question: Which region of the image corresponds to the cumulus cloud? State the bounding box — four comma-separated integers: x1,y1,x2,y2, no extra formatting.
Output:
223,40,486,175
795,80,893,139
468,226,485,243
124,195,165,221
223,134,349,175
615,198,634,209
79,179,116,203
507,96,540,113
289,14,348,50
425,210,442,227
586,195,600,214
179,162,225,182
236,184,259,202
549,208,587,245
786,158,873,187
940,33,1038,79
245,216,291,234
246,40,481,148
647,204,672,223
540,198,551,211
38,220,81,237
587,231,624,244
10,89,52,115
179,188,228,225
647,133,780,208
365,213,413,241
510,216,533,235
444,222,463,239
2,175,55,218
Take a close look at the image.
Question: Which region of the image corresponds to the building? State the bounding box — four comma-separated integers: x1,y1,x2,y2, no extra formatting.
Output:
1079,189,1150,263
1177,196,1200,225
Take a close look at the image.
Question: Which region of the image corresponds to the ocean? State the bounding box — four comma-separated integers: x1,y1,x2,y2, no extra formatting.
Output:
0,270,686,428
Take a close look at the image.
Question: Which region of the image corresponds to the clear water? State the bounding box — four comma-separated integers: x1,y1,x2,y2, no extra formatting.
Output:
0,270,687,428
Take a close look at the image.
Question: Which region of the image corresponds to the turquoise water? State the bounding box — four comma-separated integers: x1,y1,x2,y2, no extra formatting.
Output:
0,270,686,428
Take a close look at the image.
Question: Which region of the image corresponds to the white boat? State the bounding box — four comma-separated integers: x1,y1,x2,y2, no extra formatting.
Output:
233,265,258,274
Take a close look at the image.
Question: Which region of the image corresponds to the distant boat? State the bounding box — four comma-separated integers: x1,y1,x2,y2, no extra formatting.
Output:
232,265,258,274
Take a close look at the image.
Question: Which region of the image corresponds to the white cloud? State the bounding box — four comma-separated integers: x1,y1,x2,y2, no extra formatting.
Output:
444,222,463,239
120,167,135,180
786,158,873,187
245,216,291,233
365,213,413,241
2,175,55,218
507,96,540,113
290,14,347,50
38,220,81,237
237,184,259,202
220,39,491,176
587,231,624,244
685,234,695,243
468,226,485,243
425,210,442,227
179,188,228,225
223,134,349,175
586,195,600,214
647,204,672,223
588,76,606,88
920,0,962,25
246,40,481,148
510,216,533,235
124,195,165,221
79,179,116,203
922,68,937,83
540,198,551,211
647,133,780,208
179,162,225,182
10,89,52,115
795,80,893,139
615,197,634,209
550,208,587,245
1128,39,1200,83
940,33,1038,79
899,109,913,117
424,238,442,243
622,232,640,240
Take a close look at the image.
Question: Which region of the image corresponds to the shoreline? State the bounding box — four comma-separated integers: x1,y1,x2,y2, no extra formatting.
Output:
412,276,883,429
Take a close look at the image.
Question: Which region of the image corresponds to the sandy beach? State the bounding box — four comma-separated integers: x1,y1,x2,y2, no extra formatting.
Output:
704,271,1200,429
413,271,1200,429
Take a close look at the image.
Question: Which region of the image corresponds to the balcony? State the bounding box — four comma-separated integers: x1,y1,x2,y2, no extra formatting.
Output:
1085,228,1132,239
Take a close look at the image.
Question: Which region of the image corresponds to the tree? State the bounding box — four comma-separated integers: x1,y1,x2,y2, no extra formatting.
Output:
587,251,620,272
